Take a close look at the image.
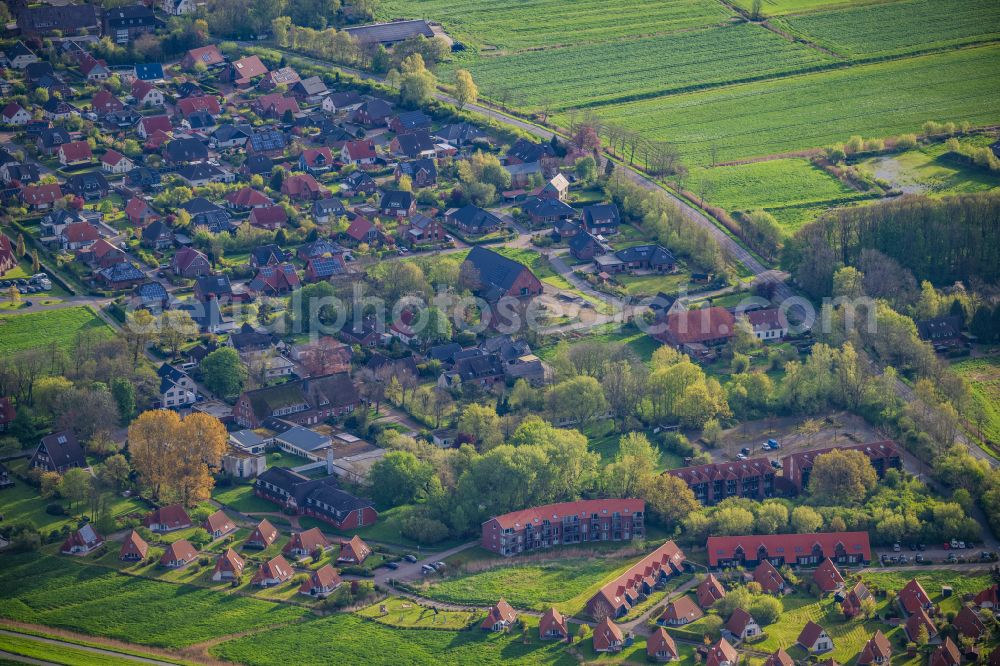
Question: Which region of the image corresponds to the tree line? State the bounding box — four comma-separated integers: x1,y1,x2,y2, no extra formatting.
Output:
784,192,1000,296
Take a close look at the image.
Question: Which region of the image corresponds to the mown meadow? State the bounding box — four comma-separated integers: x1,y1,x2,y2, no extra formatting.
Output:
0,306,113,355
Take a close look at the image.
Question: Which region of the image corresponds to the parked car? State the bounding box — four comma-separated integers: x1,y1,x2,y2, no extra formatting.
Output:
421,564,435,574
915,554,925,563
385,561,399,570
893,543,901,552
950,539,960,549
740,447,751,456
917,543,926,551
433,561,446,569
770,460,782,469
767,439,780,449
958,541,966,549
947,553,958,563
737,453,747,461
404,554,418,563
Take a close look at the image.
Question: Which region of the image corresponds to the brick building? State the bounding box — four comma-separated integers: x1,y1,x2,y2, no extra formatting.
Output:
667,458,774,505
481,499,645,557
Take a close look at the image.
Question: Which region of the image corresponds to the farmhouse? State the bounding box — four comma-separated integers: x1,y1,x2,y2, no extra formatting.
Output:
648,627,679,662
203,510,236,539
252,555,293,587
246,519,279,549
813,558,844,593
593,617,624,653
160,539,198,568
143,504,192,533
586,541,687,619
539,607,569,641
904,608,937,643
337,535,373,564
653,306,735,350
343,19,436,47
797,620,833,653
659,595,703,625
666,458,774,505
447,205,504,235
481,599,517,632
707,639,739,666
706,532,872,568
30,431,86,473
283,527,331,558
119,530,148,561
781,442,901,492
697,574,727,608
765,649,795,666
842,581,874,619
899,578,932,614
299,565,341,597
481,498,645,557
726,607,760,642
460,246,543,328
753,560,787,595
931,638,962,666
212,548,245,581
61,524,104,555
858,630,892,665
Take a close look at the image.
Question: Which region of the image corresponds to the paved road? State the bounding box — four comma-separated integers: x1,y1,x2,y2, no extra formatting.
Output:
0,629,180,666
374,540,479,588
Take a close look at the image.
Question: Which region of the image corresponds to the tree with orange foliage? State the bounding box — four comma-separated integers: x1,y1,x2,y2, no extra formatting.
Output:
128,410,228,504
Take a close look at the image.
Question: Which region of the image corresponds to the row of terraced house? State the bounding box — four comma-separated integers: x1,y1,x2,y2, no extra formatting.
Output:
666,441,902,505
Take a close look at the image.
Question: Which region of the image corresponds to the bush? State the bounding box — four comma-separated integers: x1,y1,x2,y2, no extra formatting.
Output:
45,503,66,516
401,515,450,545
895,134,918,150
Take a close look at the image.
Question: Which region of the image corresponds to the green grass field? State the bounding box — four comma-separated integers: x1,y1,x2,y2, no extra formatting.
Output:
380,0,730,51
556,44,1000,166
417,555,634,614
0,555,307,649
0,633,141,666
0,463,149,534
0,306,114,355
687,159,862,211
776,0,1000,59
451,22,834,111
211,613,576,665
728,0,879,16
356,597,481,629
211,483,281,514
952,356,1000,444
857,139,1000,196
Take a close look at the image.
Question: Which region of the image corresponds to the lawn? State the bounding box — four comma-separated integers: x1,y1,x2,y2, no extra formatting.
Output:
856,139,1000,197
561,44,1000,166
0,632,145,666
379,0,730,51
417,553,638,614
493,247,557,279
535,322,661,364
0,554,307,649
0,306,114,355
356,597,481,629
729,0,875,12
587,424,685,469
686,158,865,219
448,22,834,111
211,613,576,665
776,0,1000,59
617,272,693,298
952,355,1000,444
0,467,149,535
211,482,280,514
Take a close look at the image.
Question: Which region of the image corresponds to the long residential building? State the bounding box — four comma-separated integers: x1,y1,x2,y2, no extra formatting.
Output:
667,458,774,505
255,467,377,530
233,373,358,428
481,499,645,557
781,442,902,492
586,541,687,619
706,532,872,569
